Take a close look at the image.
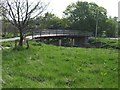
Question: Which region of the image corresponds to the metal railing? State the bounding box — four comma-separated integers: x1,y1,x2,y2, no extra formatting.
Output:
25,29,92,39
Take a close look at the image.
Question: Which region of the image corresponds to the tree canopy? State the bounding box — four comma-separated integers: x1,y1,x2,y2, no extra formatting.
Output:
63,1,108,36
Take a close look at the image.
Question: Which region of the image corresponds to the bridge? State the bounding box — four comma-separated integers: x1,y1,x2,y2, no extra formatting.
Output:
29,29,92,38
0,29,92,47
27,29,92,47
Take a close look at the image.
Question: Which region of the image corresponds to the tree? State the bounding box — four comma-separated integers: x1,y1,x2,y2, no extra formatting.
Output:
2,20,18,37
35,12,62,29
63,1,107,36
118,21,120,37
0,0,48,47
60,18,70,29
105,17,116,37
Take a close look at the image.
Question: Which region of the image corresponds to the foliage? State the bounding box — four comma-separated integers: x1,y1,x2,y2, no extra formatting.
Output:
63,1,107,35
89,38,120,49
105,17,117,37
29,12,61,29
2,41,118,88
2,19,19,38
62,1,119,38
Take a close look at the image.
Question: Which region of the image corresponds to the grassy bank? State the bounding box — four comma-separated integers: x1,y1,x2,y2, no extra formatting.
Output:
2,41,118,88
89,38,120,49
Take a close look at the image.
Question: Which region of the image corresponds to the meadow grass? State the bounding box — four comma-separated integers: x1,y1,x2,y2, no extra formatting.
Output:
91,38,120,49
2,41,118,88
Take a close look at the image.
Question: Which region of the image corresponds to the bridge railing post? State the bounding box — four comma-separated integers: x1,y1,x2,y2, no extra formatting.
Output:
63,29,65,35
40,30,41,37
69,30,71,36
49,30,50,36
56,30,57,36
32,31,33,40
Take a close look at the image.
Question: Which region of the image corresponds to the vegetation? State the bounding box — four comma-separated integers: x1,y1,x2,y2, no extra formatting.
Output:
63,1,107,32
36,12,62,29
1,0,48,47
29,6,119,38
1,0,119,89
63,1,120,37
89,38,120,49
2,41,118,88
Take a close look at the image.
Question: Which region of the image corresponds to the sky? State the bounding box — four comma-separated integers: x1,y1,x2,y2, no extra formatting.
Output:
42,0,119,18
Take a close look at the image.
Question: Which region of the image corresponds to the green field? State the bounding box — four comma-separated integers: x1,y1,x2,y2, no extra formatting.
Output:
2,41,118,88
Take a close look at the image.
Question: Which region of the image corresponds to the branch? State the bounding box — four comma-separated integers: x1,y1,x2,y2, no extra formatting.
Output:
31,3,48,19
22,0,29,26
6,0,18,26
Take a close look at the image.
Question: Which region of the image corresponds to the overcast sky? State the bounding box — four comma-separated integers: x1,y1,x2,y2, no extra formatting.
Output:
42,0,119,18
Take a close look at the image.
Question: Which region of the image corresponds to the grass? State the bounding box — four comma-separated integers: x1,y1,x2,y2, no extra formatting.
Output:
89,37,120,49
2,41,119,88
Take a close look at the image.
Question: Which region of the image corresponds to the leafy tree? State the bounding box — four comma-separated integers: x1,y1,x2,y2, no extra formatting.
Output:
63,1,107,36
105,17,116,37
60,18,71,29
34,12,61,29
2,20,18,37
1,0,48,47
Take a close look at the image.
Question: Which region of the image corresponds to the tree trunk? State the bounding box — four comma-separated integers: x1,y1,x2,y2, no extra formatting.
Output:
19,31,23,46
